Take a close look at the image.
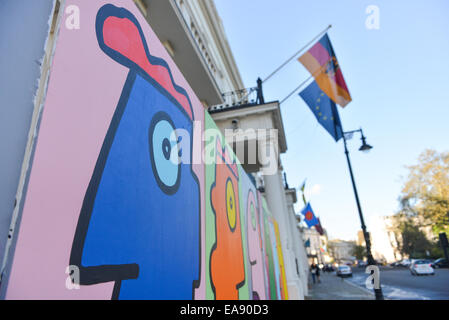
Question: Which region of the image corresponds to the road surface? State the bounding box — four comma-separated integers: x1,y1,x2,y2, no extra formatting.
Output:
347,266,449,300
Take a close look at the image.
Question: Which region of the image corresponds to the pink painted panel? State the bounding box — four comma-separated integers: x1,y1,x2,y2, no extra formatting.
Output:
5,0,205,299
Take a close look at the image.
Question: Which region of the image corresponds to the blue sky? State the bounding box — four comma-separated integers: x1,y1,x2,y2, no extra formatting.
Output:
214,0,449,240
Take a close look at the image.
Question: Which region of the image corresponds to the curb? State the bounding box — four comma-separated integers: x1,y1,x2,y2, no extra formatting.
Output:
343,278,375,297
344,278,391,300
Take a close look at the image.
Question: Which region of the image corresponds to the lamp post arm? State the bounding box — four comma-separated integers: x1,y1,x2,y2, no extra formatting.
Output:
343,129,363,136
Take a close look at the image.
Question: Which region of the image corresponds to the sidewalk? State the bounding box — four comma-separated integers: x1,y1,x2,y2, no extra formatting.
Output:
305,272,374,300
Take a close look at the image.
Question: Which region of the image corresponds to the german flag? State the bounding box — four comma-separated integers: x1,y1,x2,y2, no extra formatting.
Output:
298,34,352,107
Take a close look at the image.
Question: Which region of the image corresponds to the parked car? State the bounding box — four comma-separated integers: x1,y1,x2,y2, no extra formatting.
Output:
389,261,401,267
409,260,434,276
431,258,449,269
400,259,411,267
356,260,367,267
323,264,334,272
336,265,352,277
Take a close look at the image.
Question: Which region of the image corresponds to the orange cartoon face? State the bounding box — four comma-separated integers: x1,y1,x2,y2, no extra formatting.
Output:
210,137,245,300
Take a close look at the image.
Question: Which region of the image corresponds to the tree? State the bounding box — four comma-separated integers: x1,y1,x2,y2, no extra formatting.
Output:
352,245,367,261
327,243,337,262
399,149,449,236
389,150,449,259
391,214,434,258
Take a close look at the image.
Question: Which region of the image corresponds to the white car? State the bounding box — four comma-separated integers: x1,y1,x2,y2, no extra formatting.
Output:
409,260,434,276
336,265,353,277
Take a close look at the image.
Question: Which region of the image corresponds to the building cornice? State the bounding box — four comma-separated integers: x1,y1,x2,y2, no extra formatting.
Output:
199,0,245,92
209,101,287,154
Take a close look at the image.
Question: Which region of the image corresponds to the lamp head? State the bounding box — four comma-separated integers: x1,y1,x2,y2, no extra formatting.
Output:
359,135,373,153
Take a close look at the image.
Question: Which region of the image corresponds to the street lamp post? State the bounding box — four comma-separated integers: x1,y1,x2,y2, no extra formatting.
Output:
342,128,384,300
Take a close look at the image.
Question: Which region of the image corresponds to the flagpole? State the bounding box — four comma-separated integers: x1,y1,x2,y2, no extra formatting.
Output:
279,73,314,105
263,24,332,84
237,24,332,104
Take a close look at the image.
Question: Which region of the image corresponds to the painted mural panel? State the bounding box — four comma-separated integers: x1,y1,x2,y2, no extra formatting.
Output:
3,0,288,300
273,220,289,300
69,5,201,299
204,112,287,301
4,0,205,300
205,113,246,300
239,167,266,300
261,199,281,300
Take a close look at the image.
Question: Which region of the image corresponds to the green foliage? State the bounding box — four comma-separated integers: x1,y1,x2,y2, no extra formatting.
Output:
393,216,434,258
352,245,367,260
430,245,444,259
391,149,449,258
327,243,336,262
400,149,449,235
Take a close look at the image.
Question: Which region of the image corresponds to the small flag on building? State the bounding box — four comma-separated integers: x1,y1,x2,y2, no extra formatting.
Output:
300,179,307,205
315,218,324,236
304,239,311,247
298,34,351,107
301,203,319,228
299,80,343,142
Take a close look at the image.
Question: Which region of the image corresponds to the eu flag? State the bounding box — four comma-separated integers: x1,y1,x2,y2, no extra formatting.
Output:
301,203,319,228
299,80,343,142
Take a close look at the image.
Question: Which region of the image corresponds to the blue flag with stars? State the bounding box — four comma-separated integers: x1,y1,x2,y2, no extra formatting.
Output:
299,80,343,142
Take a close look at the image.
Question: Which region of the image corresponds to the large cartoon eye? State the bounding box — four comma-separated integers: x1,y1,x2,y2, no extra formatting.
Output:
226,178,237,231
149,112,181,195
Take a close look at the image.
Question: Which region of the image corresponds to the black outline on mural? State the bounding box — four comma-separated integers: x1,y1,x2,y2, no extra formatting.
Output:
69,4,201,300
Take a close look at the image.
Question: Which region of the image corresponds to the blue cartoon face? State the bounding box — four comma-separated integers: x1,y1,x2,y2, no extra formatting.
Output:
71,72,200,300
70,4,201,300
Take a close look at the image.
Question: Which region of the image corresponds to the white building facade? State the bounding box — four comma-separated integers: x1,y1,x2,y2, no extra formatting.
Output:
328,239,356,264
369,216,402,263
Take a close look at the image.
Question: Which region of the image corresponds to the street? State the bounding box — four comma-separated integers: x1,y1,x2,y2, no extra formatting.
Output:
306,272,374,300
347,267,449,300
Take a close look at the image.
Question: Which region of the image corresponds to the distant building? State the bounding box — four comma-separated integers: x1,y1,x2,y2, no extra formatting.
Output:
328,239,356,264
357,230,365,246
301,226,331,265
368,216,402,263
